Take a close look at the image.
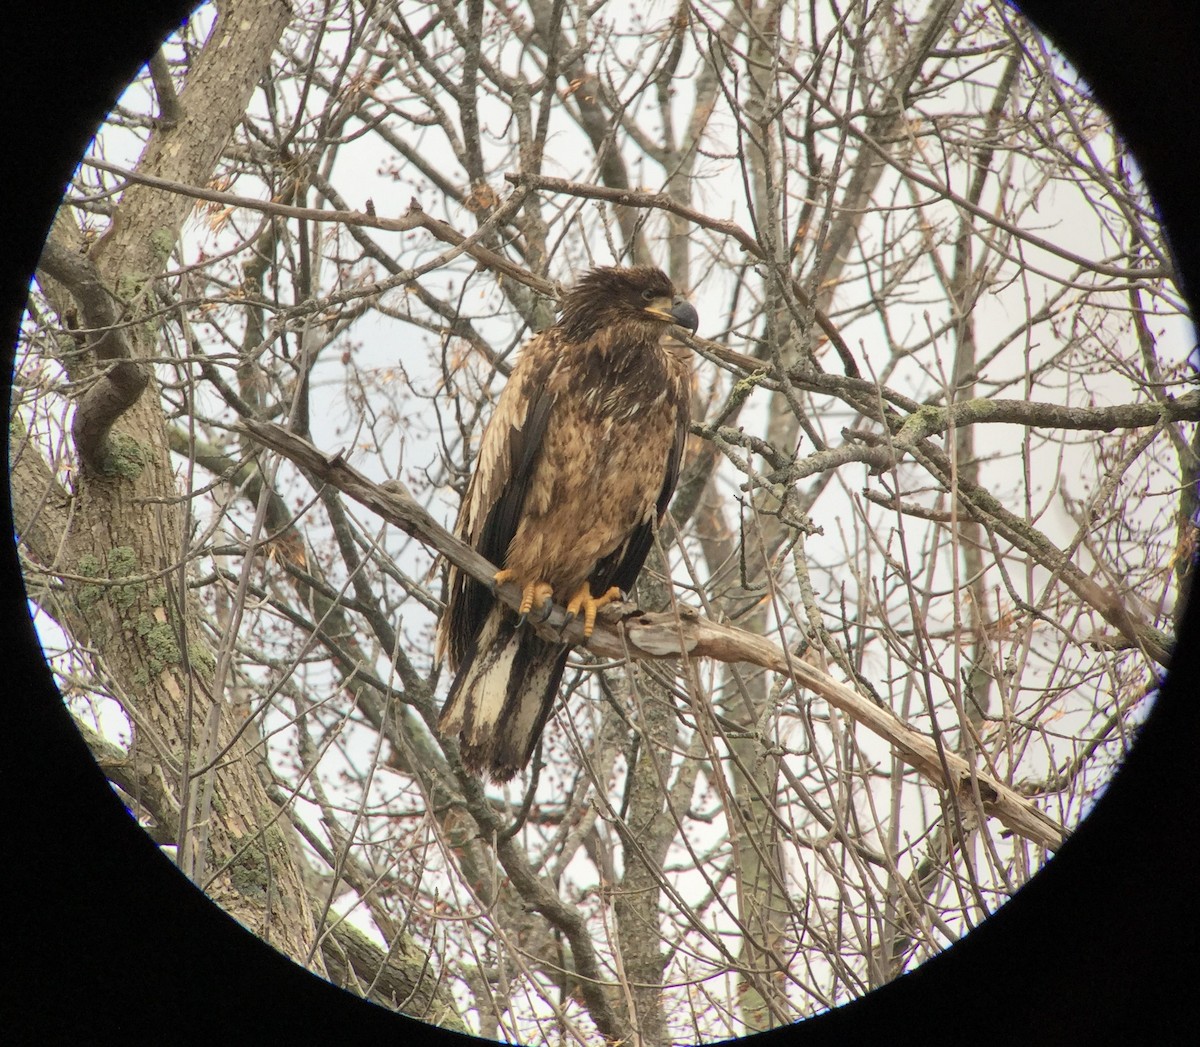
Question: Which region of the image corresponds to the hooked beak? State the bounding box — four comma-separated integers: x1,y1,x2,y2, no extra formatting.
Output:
669,297,699,334
645,295,699,334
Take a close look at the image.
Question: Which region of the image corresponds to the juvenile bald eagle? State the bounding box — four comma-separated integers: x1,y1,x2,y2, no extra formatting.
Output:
437,265,698,780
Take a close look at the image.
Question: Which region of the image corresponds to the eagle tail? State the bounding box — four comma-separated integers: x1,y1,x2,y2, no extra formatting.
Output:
439,609,569,781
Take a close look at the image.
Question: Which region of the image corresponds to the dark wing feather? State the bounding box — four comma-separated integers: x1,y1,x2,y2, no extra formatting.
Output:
478,384,556,568
447,372,557,667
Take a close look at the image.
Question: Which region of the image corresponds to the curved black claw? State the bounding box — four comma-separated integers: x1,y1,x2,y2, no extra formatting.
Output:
535,601,555,624
557,610,577,640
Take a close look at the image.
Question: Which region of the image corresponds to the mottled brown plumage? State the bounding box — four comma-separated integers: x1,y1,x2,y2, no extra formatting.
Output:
437,265,698,780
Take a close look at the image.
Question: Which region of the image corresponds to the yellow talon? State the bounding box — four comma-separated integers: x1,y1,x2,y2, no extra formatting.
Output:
494,570,554,619
565,584,622,638
521,581,555,616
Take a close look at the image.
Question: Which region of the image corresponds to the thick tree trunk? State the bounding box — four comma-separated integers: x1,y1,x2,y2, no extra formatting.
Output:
16,0,325,967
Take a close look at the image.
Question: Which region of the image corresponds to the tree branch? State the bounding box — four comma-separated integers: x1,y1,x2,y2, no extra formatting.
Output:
35,237,149,473
83,156,550,299
507,170,861,376
238,418,1067,852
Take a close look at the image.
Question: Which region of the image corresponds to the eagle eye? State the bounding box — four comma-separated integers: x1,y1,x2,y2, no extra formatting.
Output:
640,288,657,302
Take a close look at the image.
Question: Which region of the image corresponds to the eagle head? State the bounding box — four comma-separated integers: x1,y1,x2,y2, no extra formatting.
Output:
559,265,699,342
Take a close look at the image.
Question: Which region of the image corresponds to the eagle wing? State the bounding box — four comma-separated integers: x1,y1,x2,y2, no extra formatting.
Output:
441,331,560,670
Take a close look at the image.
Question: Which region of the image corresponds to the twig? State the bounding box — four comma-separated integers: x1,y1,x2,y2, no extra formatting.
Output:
83,155,551,299
507,171,861,376
238,418,1068,852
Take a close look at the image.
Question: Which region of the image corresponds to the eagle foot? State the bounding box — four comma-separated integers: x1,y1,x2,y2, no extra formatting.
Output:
564,584,622,638
494,569,555,627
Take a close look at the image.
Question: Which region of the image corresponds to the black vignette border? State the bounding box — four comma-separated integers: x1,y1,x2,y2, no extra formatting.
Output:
1,1,1196,1042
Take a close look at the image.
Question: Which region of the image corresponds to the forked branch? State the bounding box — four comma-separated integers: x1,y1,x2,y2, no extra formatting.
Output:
239,418,1067,852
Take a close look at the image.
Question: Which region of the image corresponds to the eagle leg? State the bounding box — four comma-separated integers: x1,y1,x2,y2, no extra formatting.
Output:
564,584,622,638
494,569,555,626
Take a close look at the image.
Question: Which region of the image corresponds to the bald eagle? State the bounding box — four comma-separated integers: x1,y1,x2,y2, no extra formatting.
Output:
437,265,698,780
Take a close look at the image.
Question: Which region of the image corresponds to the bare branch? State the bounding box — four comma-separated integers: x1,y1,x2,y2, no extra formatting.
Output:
35,238,149,472
239,418,1067,852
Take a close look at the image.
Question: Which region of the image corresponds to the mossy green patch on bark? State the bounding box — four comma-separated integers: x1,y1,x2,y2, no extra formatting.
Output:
135,613,181,674
76,553,105,608
100,431,147,480
148,227,175,260
229,840,269,903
